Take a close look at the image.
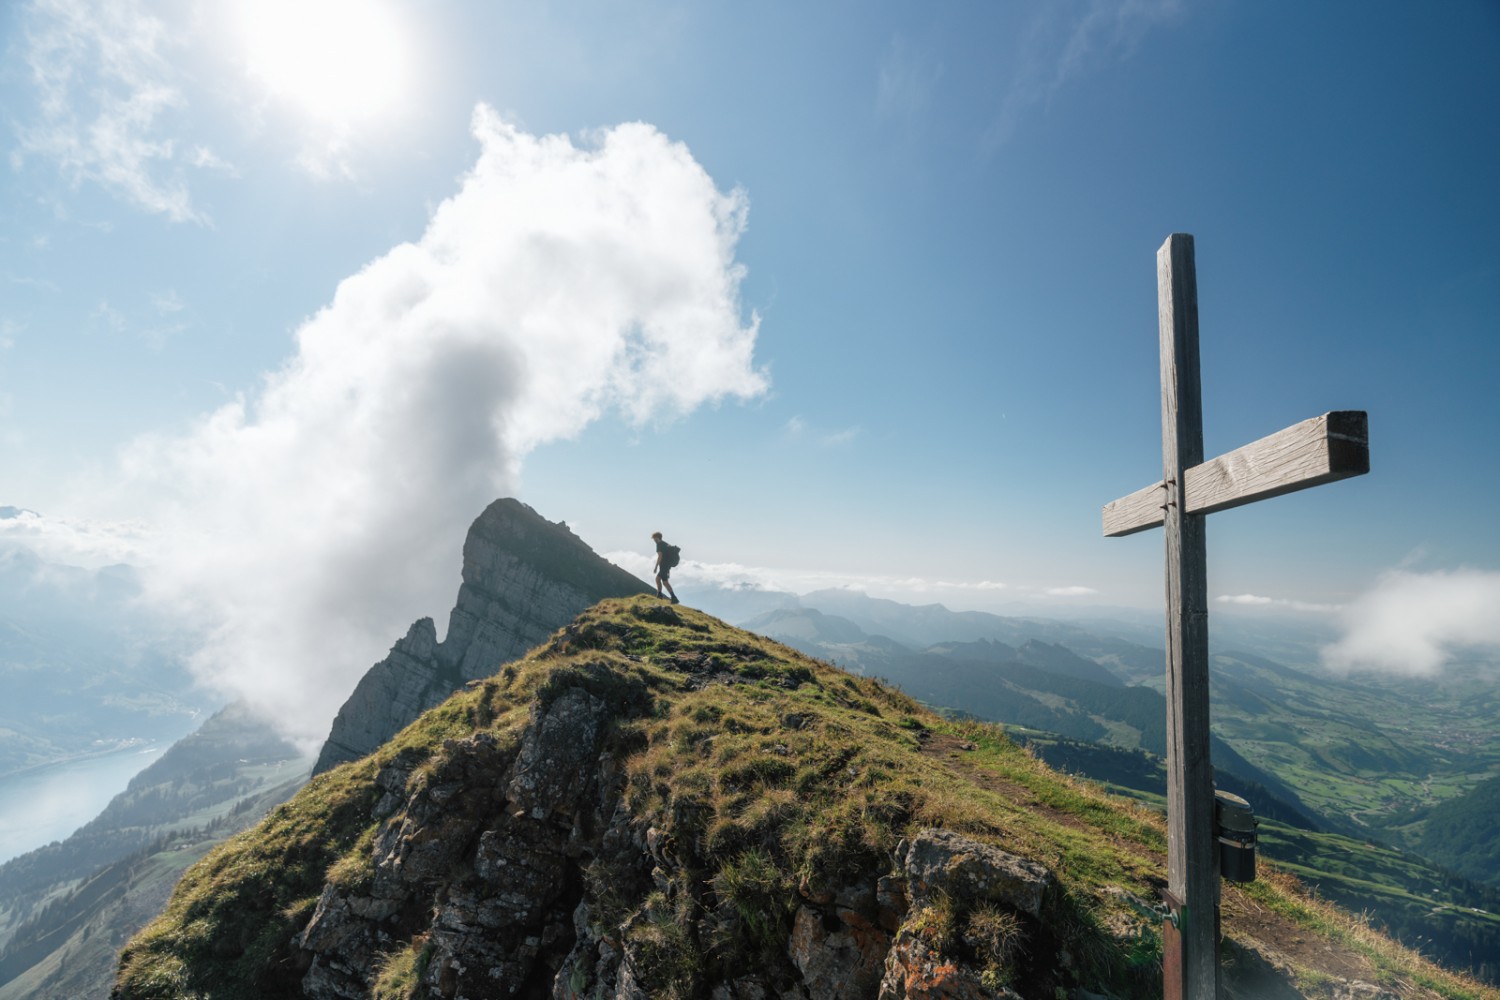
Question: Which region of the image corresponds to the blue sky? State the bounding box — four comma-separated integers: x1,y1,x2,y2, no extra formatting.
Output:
1,1,1496,735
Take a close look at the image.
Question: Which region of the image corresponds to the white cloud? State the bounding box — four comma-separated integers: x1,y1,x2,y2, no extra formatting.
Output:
1215,593,1339,614
613,552,918,596
88,294,186,350
781,415,858,447
152,289,184,313
986,0,1183,150
17,0,205,222
141,290,189,348
0,508,151,568
92,299,127,332
6,272,61,292
606,552,1031,608
188,145,235,173
1322,569,1500,676
88,108,765,740
820,426,860,447
1045,585,1098,597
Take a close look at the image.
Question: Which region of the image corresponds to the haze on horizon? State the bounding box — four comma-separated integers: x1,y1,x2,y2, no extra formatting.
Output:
1,0,1497,739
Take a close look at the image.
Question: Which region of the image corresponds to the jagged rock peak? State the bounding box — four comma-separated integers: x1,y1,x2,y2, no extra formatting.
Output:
312,498,651,775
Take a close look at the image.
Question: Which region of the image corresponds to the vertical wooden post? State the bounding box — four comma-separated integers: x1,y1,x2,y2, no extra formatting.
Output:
1158,234,1219,998
1108,234,1367,993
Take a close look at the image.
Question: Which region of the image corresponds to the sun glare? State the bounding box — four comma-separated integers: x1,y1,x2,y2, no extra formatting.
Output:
236,0,410,123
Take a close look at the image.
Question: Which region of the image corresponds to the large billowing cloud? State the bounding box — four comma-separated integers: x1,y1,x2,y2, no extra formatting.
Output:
100,107,766,740
1322,569,1500,676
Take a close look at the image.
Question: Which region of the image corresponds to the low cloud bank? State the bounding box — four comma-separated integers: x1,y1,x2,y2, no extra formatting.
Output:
606,552,1096,611
92,107,765,739
1215,593,1339,614
1322,568,1500,676
0,507,149,569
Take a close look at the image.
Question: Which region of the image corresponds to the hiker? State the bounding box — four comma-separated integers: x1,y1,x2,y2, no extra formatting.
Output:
651,531,679,604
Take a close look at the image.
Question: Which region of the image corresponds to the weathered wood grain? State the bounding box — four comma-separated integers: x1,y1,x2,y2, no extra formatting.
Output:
1157,233,1221,1000
1102,410,1369,537
1104,233,1371,998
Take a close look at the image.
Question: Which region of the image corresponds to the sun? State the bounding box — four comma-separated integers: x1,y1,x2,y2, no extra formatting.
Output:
235,0,410,124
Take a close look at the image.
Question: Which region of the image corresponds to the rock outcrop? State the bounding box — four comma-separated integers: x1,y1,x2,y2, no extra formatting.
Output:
299,689,1058,1000
313,499,651,774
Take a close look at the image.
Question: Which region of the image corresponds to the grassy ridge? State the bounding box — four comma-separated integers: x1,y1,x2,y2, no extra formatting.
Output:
115,598,1494,999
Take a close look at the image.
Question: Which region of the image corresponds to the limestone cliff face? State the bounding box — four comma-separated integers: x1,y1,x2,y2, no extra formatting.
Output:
313,499,651,774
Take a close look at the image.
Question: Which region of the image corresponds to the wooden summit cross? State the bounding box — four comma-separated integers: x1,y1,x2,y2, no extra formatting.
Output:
1102,234,1369,999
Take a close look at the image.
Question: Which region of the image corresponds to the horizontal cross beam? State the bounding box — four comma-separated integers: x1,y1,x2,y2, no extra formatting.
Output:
1103,410,1369,537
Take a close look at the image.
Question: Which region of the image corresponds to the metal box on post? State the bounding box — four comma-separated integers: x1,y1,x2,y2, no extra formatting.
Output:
1214,789,1258,883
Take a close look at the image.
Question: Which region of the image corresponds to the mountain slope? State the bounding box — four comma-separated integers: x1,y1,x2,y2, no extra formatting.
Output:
1014,732,1500,983
0,704,306,927
1415,775,1500,889
749,608,1321,831
1205,652,1500,842
0,816,269,1000
0,704,310,999
114,597,1489,1000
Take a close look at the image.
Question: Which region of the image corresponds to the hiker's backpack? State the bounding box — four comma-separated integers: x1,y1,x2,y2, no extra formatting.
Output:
664,544,681,568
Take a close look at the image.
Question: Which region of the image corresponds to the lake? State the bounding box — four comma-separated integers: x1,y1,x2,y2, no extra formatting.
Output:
0,742,166,865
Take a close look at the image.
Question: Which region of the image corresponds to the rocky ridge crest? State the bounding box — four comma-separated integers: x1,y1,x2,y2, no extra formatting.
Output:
313,499,650,774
